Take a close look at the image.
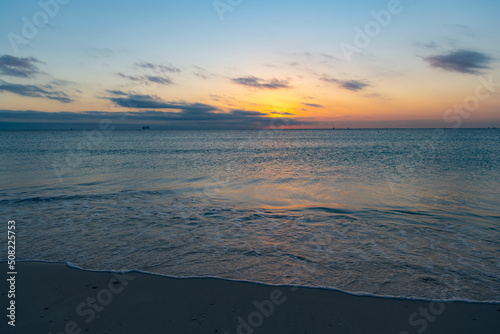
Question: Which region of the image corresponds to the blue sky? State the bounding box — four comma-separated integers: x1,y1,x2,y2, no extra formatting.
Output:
0,0,499,129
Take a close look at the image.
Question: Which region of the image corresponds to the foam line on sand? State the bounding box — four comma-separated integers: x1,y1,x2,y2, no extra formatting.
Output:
3,262,499,333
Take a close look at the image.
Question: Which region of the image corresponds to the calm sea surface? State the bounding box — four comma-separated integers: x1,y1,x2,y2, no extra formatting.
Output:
1,129,499,302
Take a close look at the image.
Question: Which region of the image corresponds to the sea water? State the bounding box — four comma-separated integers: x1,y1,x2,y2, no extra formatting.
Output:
1,129,499,302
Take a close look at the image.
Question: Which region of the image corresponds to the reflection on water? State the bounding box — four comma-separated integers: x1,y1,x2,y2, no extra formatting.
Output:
1,129,499,301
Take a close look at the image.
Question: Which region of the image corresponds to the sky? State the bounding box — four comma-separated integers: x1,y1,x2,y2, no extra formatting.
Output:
0,0,499,129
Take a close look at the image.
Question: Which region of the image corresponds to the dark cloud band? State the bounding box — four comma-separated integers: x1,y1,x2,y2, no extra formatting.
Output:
0,109,309,130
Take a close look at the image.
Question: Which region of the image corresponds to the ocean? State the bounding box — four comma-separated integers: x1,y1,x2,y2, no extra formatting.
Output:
1,129,499,302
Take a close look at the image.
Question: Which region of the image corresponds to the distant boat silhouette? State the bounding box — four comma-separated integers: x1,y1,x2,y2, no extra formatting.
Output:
142,126,150,130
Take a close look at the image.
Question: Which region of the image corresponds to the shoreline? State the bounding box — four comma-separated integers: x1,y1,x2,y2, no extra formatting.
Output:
3,261,499,333
10,260,500,305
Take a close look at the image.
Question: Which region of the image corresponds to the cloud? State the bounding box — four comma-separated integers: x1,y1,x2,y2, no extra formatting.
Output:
86,48,113,59
302,102,324,108
288,52,338,66
136,62,181,73
144,75,173,85
46,79,74,87
192,66,214,80
341,80,370,91
117,73,139,81
0,80,73,103
0,109,312,130
117,72,173,85
0,55,42,78
117,72,173,86
106,89,128,96
105,91,216,112
231,76,290,89
269,111,295,116
364,93,382,99
320,53,337,61
117,62,180,86
364,93,391,101
321,75,370,91
415,41,439,49
443,24,475,37
423,49,493,74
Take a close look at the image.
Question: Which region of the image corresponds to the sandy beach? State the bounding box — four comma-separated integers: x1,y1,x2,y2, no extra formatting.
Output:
2,261,499,333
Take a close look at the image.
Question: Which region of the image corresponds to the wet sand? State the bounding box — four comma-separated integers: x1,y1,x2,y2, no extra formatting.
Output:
3,262,499,333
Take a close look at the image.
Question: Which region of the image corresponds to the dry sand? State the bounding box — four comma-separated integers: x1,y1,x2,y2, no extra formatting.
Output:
2,262,499,333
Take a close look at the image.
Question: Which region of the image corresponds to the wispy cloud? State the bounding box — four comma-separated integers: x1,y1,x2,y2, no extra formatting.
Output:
116,62,181,86
231,76,290,89
321,75,370,91
269,111,295,116
341,80,370,91
290,51,338,63
364,93,391,101
192,66,214,80
415,41,439,50
320,53,337,61
0,80,73,103
43,80,77,90
423,49,493,74
136,62,181,73
86,48,113,59
443,24,475,38
144,75,173,85
117,73,140,81
117,72,173,86
0,55,43,78
302,102,324,108
106,89,128,96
